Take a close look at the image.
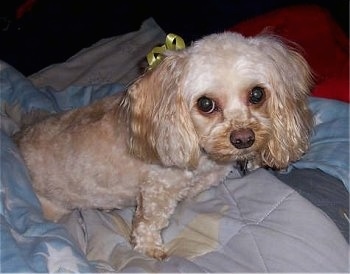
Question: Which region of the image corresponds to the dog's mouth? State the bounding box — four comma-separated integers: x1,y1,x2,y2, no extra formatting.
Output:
200,145,258,175
201,146,255,163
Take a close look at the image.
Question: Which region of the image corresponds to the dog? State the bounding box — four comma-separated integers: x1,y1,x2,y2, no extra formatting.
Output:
14,32,313,260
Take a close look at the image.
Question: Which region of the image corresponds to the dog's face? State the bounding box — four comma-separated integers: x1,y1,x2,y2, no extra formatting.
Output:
124,32,314,170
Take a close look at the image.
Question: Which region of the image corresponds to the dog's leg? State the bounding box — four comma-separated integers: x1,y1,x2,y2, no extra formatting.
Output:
131,189,179,260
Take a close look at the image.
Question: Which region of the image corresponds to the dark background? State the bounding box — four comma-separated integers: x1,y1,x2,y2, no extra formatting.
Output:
0,0,348,76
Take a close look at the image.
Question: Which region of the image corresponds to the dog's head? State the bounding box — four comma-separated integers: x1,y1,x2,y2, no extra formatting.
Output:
122,32,314,170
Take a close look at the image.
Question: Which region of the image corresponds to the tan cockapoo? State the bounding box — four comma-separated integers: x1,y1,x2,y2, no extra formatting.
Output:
15,32,313,260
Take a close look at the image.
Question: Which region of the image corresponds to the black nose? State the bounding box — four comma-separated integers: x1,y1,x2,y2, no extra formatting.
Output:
230,129,255,149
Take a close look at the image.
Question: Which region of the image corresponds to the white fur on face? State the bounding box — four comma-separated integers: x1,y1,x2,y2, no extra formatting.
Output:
180,34,279,162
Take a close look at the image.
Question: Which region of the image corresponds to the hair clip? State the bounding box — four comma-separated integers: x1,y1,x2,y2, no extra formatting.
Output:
147,33,185,69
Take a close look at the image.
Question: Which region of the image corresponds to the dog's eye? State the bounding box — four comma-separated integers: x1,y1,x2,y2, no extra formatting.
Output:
197,96,216,113
249,87,264,104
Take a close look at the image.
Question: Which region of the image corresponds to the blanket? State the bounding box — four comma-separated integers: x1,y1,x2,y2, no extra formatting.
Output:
1,17,349,273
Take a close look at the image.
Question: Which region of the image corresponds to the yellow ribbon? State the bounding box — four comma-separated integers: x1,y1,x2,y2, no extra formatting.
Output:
147,33,186,69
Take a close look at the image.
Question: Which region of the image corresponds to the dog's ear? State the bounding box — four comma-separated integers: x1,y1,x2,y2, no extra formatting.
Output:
122,53,200,169
257,36,314,169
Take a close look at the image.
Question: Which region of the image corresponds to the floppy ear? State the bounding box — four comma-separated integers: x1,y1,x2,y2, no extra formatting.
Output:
122,53,200,169
257,36,314,169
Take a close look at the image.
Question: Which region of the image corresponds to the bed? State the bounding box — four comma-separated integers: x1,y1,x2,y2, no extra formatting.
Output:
1,4,349,273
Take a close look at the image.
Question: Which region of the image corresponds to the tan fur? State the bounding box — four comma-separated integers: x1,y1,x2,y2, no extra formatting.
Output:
14,32,313,260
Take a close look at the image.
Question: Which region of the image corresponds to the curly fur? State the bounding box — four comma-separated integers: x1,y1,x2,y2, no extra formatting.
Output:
14,32,313,260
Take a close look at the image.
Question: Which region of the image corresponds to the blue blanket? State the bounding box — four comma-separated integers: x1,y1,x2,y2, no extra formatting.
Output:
291,98,349,189
1,60,349,272
0,61,124,272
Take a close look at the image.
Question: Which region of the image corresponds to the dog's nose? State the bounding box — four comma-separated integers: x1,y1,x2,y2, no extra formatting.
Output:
230,129,255,149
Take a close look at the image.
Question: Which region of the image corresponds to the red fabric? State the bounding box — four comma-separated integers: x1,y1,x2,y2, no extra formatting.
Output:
16,0,38,20
228,5,349,102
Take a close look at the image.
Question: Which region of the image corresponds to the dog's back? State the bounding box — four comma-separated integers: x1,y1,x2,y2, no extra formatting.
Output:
14,92,142,220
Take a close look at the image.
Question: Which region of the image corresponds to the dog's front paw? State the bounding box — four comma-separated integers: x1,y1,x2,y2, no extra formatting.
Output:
131,227,167,260
134,244,167,261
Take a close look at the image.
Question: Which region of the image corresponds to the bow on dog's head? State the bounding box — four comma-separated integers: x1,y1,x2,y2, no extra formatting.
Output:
122,32,314,171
